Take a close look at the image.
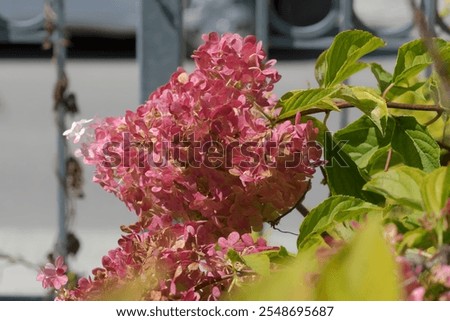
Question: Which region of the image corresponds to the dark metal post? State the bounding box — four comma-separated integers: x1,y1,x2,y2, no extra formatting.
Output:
137,0,183,103
52,0,68,258
424,0,437,36
338,0,353,128
339,0,353,30
255,0,270,54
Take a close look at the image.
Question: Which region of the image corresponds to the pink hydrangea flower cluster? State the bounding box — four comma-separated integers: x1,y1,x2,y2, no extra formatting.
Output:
74,32,321,234
57,215,277,301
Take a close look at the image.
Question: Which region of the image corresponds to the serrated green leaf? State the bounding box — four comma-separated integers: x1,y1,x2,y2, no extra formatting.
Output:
363,165,426,210
278,87,339,120
393,38,450,89
315,219,402,300
337,86,388,133
393,39,433,86
298,196,383,247
243,253,270,277
421,167,450,216
391,116,440,172
316,30,385,87
370,63,393,93
334,115,394,169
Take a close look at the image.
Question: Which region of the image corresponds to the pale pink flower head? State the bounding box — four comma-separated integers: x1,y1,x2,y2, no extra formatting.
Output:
37,256,68,290
63,119,93,143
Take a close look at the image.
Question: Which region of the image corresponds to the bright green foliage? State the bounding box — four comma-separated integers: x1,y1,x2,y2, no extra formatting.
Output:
363,166,426,210
315,30,385,87
298,196,383,248
278,88,339,120
236,29,450,302
391,116,441,172
334,115,393,169
371,63,393,93
233,29,450,302
335,86,388,132
392,39,434,87
366,146,404,176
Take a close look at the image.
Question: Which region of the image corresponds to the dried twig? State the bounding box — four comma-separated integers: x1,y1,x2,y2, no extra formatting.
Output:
0,252,38,271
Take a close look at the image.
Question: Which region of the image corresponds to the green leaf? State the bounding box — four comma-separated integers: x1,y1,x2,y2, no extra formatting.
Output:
337,86,388,133
363,165,426,210
370,63,393,93
366,145,404,176
421,167,450,216
243,253,271,277
393,39,433,86
315,50,327,87
278,87,339,120
392,38,450,88
334,115,394,169
316,30,385,87
298,196,383,248
315,219,402,300
324,132,370,200
391,116,440,172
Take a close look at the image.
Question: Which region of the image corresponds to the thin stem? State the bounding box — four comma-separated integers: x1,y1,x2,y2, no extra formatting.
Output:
271,227,299,236
323,111,331,126
194,274,233,292
382,83,395,100
268,181,311,227
253,101,276,126
0,253,38,271
194,271,256,292
296,203,310,217
386,101,444,113
293,101,445,118
384,148,393,172
424,111,443,126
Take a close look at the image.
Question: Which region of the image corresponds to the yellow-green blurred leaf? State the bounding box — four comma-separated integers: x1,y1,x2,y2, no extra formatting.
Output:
243,253,270,277
421,166,450,216
314,219,403,300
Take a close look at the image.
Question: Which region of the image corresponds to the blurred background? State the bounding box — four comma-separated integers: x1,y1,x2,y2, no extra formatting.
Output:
0,0,449,298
